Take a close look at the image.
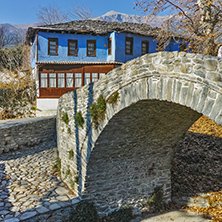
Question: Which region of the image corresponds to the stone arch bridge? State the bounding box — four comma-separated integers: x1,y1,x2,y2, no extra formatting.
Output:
57,51,222,215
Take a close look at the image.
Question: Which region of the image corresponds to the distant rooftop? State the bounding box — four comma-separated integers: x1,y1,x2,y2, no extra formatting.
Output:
26,19,161,44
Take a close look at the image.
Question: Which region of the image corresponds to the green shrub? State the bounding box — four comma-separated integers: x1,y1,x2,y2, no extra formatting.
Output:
61,113,69,125
102,206,133,222
75,111,84,128
107,91,119,105
89,95,106,128
69,150,74,159
30,106,37,111
69,201,99,222
141,185,166,212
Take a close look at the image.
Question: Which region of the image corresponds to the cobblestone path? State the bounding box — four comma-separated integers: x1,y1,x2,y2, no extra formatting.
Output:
0,142,79,222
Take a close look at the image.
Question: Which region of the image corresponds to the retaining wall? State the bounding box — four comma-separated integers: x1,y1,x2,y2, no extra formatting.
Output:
0,117,56,154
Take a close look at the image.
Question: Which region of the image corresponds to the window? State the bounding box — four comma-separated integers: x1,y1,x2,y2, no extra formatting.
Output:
180,44,186,52
99,73,105,79
92,73,98,82
125,37,133,55
66,73,73,88
157,41,164,52
87,40,96,57
142,40,149,55
75,73,82,87
68,40,78,56
84,73,91,85
108,38,112,55
58,73,65,87
40,73,47,87
49,73,56,87
48,38,58,55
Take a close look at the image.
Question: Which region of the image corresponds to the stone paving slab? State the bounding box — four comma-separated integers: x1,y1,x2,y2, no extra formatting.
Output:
131,210,212,222
0,142,79,221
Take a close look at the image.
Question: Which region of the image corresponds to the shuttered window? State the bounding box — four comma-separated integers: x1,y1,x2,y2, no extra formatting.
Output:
68,40,78,56
142,40,149,55
48,38,58,55
125,37,133,55
87,40,96,57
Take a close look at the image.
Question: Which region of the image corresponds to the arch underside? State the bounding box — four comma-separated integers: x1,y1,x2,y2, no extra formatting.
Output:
83,100,201,214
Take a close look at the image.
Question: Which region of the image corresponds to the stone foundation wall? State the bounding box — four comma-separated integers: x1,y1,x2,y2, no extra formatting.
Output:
0,117,56,154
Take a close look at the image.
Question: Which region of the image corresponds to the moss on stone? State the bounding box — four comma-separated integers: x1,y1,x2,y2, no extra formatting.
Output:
74,175,79,184
69,149,74,159
61,113,69,125
67,127,71,134
53,157,61,174
75,111,84,128
70,180,75,189
107,91,120,105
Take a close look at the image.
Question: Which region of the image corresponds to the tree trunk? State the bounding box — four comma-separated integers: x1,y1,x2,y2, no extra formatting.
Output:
203,37,217,56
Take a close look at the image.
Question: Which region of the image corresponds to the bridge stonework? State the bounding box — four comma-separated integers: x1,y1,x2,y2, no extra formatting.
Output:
57,51,222,215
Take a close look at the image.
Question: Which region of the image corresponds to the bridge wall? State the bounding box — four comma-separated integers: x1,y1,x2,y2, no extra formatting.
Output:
0,117,56,154
57,51,222,214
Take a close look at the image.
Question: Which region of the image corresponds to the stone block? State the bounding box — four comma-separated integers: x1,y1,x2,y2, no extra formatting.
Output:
205,59,218,71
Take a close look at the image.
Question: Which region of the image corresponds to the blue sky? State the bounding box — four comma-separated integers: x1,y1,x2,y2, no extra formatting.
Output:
0,0,142,25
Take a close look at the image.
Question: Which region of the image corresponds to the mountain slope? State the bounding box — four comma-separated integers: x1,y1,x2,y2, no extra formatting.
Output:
92,10,172,27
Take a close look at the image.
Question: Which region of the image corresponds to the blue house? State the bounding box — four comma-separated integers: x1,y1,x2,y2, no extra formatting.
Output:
27,20,188,116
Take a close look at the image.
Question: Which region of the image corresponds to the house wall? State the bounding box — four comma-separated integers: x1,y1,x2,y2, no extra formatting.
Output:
165,39,190,52
32,31,190,66
37,32,109,63
114,32,189,63
37,98,59,117
115,33,157,63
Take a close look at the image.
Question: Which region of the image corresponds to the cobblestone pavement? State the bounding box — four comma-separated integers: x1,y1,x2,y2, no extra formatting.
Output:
0,141,79,222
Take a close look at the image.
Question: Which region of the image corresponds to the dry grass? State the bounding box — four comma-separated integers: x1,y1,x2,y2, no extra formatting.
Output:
188,115,222,138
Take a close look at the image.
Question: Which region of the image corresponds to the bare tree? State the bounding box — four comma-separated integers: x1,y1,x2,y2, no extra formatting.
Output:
36,4,68,25
0,26,15,49
134,0,222,55
68,3,93,20
13,29,26,47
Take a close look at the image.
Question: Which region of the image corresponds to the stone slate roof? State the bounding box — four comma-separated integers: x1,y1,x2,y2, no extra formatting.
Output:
36,61,123,65
26,19,162,44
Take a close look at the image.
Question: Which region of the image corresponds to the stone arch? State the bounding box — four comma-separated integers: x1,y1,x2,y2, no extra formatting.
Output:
57,51,222,214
